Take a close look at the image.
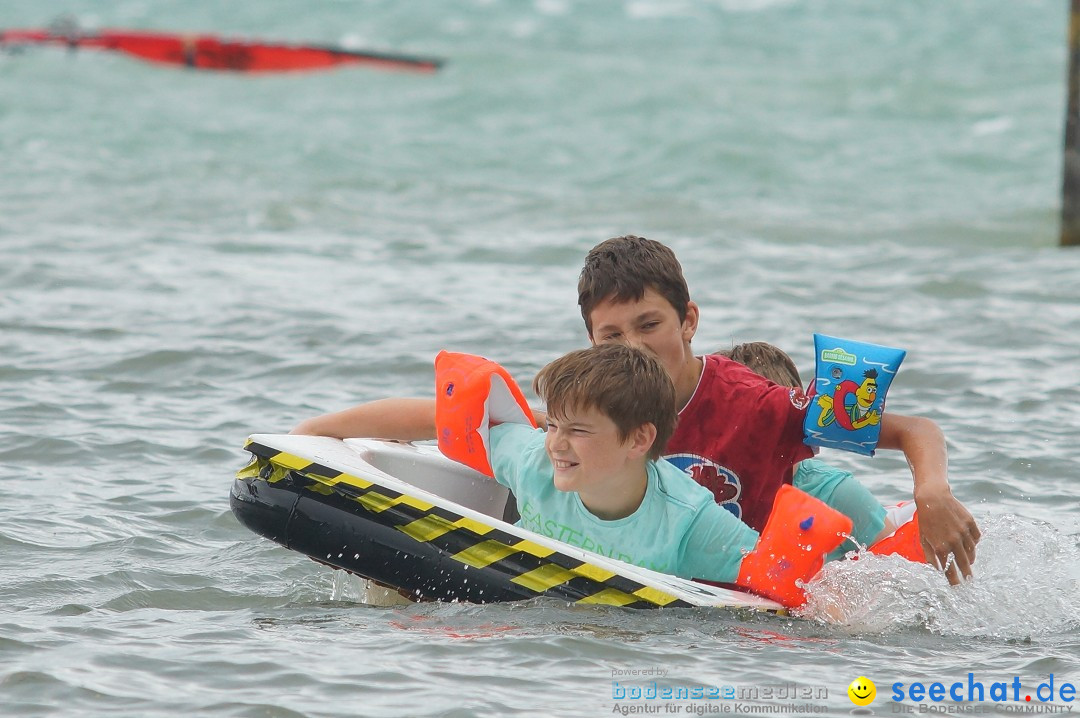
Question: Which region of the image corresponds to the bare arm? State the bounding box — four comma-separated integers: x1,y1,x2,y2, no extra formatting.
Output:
290,398,437,440
878,413,981,584
290,399,548,440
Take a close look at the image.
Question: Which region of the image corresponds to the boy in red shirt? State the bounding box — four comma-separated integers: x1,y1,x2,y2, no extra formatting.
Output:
576,235,979,583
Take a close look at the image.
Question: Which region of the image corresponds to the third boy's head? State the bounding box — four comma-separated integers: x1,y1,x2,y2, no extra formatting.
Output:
719,342,802,389
577,235,700,397
533,345,677,490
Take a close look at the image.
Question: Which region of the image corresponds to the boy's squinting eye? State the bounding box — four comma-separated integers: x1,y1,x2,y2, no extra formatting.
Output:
547,421,590,435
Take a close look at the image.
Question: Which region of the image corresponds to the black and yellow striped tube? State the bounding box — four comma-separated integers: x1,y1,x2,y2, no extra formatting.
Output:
232,439,691,608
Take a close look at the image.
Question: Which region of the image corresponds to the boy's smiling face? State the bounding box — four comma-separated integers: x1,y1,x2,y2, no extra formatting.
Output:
587,287,700,407
544,405,654,518
545,405,632,494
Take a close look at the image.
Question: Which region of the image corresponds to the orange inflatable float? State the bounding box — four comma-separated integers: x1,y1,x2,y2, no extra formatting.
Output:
868,502,926,563
735,485,853,607
434,350,536,477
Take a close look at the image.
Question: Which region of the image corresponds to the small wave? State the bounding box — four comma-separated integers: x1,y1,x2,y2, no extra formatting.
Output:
0,435,84,464
798,514,1080,638
99,586,263,612
98,349,203,375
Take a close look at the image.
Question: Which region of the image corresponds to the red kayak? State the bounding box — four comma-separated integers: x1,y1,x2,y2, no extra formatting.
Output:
0,28,443,73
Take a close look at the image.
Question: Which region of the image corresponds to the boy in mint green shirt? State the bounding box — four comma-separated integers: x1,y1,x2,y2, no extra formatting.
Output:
443,343,851,604
489,421,756,580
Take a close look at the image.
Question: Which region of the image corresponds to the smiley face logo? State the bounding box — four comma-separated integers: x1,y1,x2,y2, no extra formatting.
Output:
847,676,876,706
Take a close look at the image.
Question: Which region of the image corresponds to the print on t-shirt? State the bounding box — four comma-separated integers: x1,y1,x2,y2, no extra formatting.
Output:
664,453,743,519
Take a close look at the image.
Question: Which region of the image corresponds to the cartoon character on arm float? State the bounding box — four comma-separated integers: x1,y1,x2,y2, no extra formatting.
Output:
818,367,881,431
804,335,905,457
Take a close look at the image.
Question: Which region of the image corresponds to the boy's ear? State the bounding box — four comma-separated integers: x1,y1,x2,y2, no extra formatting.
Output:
627,422,658,459
682,301,700,343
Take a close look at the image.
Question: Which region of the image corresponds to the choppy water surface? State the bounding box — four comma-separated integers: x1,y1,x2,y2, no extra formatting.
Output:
2,1,1078,716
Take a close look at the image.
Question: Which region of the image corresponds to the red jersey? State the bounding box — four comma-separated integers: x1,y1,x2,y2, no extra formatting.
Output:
663,354,814,532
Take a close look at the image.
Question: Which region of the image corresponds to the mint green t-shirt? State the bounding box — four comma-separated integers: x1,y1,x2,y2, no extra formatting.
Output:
489,423,758,583
792,458,887,561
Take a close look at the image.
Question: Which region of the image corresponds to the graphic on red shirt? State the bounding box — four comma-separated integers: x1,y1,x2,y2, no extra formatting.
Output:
664,453,742,519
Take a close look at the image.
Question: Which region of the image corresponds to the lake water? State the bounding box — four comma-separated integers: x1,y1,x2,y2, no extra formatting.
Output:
2,1,1078,716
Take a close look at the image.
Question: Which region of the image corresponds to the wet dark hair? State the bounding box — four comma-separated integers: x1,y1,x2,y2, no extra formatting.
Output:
578,236,690,336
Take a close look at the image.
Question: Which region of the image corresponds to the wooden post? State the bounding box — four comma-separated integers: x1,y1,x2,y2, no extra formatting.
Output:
1062,0,1080,246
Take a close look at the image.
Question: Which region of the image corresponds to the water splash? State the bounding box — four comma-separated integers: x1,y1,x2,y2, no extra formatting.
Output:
798,514,1080,638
